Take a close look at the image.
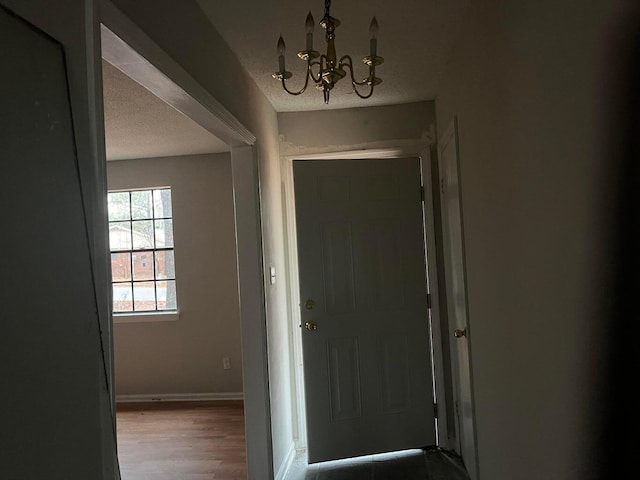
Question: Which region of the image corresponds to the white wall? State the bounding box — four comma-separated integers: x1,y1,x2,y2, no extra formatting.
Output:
434,1,627,478
107,153,243,396
278,101,435,156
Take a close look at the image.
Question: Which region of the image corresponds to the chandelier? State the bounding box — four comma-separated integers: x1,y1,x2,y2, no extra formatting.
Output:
272,0,383,104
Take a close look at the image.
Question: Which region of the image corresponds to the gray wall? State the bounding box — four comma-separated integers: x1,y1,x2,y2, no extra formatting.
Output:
108,154,243,396
434,0,625,478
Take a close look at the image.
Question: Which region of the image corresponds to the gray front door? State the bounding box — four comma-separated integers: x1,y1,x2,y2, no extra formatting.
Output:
294,158,436,463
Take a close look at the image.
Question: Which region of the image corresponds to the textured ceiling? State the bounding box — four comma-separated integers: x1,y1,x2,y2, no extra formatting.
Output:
196,0,469,112
102,60,229,161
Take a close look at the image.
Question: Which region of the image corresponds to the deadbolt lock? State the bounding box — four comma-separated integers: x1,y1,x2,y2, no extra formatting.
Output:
454,328,467,338
304,299,315,310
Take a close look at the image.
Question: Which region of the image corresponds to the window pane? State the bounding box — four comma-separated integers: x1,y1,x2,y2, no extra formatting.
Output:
133,281,156,311
111,252,132,282
156,280,177,310
113,283,133,312
132,250,154,281
132,220,154,249
109,221,132,250
107,192,130,221
108,188,177,314
155,219,174,248
131,190,153,220
153,189,172,218
155,250,175,279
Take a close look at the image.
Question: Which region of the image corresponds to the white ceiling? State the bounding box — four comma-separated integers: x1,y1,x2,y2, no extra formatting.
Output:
102,60,229,161
196,0,469,112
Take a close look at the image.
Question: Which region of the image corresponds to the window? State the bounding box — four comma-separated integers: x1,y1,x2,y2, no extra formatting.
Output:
107,188,177,314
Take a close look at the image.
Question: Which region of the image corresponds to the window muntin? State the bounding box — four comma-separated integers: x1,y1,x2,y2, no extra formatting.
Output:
108,188,177,313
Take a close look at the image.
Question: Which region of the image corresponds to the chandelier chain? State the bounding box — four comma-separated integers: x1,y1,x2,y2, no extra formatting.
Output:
324,0,331,19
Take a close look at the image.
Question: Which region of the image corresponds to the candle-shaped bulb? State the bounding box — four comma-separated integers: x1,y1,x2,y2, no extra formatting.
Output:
369,16,379,39
277,35,286,72
369,17,378,57
305,12,314,51
277,35,286,56
305,12,315,33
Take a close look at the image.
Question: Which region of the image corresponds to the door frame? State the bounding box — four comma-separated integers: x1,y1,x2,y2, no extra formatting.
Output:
99,1,274,478
281,146,452,455
438,118,479,479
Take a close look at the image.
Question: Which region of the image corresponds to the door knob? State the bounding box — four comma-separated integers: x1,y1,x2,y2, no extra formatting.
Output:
305,321,318,331
453,328,466,338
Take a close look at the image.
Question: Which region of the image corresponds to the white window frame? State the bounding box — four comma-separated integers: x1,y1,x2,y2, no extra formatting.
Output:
107,187,179,324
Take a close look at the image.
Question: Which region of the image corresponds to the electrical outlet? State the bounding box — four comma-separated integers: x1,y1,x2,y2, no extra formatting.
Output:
223,357,231,370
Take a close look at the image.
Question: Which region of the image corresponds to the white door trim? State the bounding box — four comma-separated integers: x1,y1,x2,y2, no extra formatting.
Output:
438,117,479,479
419,146,452,450
99,2,273,478
281,146,451,452
99,0,254,147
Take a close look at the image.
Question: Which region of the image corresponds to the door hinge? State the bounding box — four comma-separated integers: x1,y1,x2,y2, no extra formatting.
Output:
433,402,438,419
426,293,432,309
420,185,425,203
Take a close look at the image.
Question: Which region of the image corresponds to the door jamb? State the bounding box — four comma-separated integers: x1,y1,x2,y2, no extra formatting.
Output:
438,118,479,479
281,146,452,453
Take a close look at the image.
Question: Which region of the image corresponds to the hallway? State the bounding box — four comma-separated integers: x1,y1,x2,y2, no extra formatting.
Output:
287,447,470,480
116,401,470,480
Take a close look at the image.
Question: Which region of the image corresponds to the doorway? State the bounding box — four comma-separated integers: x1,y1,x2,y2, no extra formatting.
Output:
99,7,271,475
281,149,452,468
102,53,248,479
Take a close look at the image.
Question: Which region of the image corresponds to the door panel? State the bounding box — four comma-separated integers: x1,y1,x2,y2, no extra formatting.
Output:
354,219,405,309
379,334,410,413
294,158,436,463
327,337,363,420
320,222,356,313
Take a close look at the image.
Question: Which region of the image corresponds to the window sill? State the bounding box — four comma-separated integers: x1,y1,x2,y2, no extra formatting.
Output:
113,311,179,324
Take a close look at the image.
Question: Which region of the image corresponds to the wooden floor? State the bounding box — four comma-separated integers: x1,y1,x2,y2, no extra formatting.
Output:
116,401,247,480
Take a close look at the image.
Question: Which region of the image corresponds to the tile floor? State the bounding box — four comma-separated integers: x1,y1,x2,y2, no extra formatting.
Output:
286,447,470,480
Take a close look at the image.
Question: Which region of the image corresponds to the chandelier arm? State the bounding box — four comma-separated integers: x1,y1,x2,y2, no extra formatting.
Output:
308,55,326,83
337,54,353,72
281,68,311,95
351,82,375,99
338,54,352,65
339,56,372,87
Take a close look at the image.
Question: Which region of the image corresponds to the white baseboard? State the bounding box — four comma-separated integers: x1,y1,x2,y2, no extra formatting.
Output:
275,442,297,480
116,392,244,403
